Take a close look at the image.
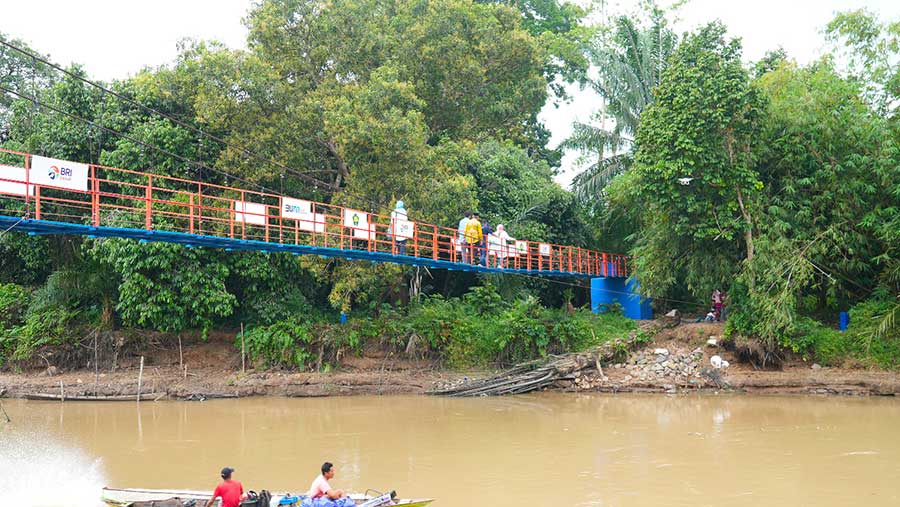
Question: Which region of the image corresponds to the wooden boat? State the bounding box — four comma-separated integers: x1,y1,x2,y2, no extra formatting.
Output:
25,392,166,401
102,487,434,506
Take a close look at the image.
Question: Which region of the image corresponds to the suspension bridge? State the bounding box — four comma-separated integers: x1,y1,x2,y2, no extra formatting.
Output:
0,147,651,318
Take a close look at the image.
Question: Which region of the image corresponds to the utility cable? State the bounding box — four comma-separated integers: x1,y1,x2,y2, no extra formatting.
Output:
0,84,279,195
0,39,387,208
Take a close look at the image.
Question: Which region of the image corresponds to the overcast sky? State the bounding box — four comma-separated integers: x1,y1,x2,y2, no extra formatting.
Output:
2,0,899,187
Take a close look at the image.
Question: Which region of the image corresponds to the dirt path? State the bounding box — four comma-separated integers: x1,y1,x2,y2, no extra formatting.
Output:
2,322,899,399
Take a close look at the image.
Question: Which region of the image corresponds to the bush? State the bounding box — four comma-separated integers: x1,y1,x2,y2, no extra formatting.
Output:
0,283,30,326
238,318,315,369
404,286,636,368
765,300,900,369
235,284,638,371
0,281,82,367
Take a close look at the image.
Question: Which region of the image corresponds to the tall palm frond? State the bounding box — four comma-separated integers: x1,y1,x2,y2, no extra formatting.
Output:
566,10,677,199
571,152,633,201
874,260,900,339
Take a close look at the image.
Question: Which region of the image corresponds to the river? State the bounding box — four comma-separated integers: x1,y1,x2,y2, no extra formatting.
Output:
1,394,898,506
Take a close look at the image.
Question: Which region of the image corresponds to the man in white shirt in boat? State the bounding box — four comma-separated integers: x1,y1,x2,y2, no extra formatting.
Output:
304,462,354,506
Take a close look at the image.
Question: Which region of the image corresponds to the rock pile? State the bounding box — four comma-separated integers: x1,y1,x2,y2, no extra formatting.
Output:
569,347,711,393
623,347,705,382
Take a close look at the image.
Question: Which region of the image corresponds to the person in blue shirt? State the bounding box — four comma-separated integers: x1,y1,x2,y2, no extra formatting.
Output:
479,217,492,266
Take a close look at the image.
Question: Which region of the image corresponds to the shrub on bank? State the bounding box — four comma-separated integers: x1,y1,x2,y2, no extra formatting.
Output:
235,285,637,371
0,282,83,368
237,317,316,369
729,298,900,369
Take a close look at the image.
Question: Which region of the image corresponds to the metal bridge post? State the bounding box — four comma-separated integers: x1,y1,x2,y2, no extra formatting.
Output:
240,191,246,240
92,165,99,226
265,205,270,243
197,183,203,234
24,155,31,217
145,175,152,230
432,228,437,260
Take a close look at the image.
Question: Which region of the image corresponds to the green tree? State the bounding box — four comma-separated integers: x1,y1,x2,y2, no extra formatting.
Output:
564,7,677,198
618,22,762,299
825,9,900,119
90,239,235,334
0,32,54,141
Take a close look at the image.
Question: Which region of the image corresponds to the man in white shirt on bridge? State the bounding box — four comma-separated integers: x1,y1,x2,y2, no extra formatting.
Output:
390,200,408,256
457,211,471,263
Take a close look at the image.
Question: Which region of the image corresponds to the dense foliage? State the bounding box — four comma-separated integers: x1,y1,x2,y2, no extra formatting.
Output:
1,3,898,372
238,283,635,370
0,0,607,369
601,10,900,365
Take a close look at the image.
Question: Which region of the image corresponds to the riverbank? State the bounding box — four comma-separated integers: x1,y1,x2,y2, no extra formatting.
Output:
2,322,899,399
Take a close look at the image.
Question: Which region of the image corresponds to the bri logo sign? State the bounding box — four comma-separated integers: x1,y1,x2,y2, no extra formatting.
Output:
47,164,74,182
31,155,88,191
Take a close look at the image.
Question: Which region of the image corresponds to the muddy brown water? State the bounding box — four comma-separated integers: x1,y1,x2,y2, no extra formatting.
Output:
1,394,899,506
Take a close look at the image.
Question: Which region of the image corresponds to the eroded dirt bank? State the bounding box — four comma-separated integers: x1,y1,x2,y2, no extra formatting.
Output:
1,322,899,399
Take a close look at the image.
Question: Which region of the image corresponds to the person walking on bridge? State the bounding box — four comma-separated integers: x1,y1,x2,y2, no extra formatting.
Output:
465,212,483,265
494,224,514,268
457,211,471,263
390,200,408,256
479,218,492,266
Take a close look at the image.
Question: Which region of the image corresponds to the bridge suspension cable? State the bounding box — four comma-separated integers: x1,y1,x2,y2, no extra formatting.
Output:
0,83,280,196
0,39,382,208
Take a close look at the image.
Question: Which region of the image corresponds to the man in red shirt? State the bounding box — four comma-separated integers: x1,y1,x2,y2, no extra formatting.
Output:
204,467,246,507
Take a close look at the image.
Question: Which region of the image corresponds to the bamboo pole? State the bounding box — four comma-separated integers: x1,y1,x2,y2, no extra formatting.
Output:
178,334,183,371
93,330,99,390
59,381,64,402
241,323,245,374
137,356,144,403
0,399,10,423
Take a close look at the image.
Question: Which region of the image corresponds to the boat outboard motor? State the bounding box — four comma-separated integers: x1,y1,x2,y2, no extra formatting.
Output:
357,490,397,507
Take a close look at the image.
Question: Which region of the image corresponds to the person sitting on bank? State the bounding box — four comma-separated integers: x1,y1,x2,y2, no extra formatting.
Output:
303,462,355,507
204,467,246,507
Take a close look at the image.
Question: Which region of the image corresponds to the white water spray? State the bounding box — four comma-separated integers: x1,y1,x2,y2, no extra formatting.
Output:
0,429,107,506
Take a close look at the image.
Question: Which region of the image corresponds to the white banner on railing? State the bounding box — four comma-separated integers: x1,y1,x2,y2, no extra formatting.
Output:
392,219,415,239
282,197,313,220
282,198,324,232
538,243,552,256
29,155,89,191
299,213,326,233
234,200,267,225
511,240,528,258
343,208,373,239
0,164,34,196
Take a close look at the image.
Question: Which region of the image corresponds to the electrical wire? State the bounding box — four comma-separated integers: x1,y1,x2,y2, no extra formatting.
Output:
0,38,387,209
0,84,280,195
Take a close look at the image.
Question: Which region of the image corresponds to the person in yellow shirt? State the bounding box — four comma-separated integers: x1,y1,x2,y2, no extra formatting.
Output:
464,213,483,264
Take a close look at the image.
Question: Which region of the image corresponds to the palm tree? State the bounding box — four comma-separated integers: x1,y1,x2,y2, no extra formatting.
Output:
564,9,677,199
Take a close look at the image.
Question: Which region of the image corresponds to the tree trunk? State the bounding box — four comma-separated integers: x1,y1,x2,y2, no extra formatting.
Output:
323,139,349,188
736,185,754,262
